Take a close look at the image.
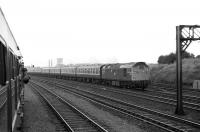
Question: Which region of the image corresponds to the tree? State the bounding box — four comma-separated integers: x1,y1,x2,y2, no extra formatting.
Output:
182,51,195,59
196,55,200,58
158,51,194,64
158,52,176,64
158,55,165,64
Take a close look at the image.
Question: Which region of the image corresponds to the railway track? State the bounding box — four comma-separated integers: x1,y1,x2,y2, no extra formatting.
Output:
29,81,108,132
148,83,200,103
35,76,200,104
146,88,200,103
150,82,200,94
32,78,200,132
36,77,200,113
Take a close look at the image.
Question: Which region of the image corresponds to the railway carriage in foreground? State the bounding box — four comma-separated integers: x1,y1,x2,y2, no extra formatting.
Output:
28,62,150,89
0,8,24,132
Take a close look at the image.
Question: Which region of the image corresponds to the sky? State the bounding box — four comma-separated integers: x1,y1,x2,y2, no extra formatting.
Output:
1,0,200,67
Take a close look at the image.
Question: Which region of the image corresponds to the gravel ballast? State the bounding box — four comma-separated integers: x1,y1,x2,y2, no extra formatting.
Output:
36,81,167,132
22,85,57,132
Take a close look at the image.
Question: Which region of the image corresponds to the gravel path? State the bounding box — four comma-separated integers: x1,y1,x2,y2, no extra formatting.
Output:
22,85,57,132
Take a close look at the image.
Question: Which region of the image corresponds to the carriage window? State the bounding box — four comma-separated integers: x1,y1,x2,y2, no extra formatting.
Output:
0,42,6,85
123,69,127,77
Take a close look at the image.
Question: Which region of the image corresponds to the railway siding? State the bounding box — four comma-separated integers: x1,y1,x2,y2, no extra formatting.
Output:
36,76,200,124
31,77,200,132
30,80,166,132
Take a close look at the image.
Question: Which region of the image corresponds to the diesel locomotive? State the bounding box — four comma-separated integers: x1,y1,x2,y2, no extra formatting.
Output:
28,62,150,89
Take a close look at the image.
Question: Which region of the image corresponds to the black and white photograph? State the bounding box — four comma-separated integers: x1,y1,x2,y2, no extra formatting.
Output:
0,0,200,132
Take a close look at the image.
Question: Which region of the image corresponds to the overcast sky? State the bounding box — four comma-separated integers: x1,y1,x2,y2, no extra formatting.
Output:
1,0,200,66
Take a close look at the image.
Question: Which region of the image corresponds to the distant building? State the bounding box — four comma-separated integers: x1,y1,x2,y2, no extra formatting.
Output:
57,58,63,65
56,58,64,67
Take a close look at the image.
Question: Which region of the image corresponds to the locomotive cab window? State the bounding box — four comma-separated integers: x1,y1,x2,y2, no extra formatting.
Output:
127,68,131,73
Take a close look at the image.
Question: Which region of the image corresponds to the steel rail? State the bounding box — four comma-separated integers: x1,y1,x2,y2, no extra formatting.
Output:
47,80,200,130
36,76,200,102
151,82,200,93
38,77,200,112
32,76,200,102
30,81,108,132
29,83,74,132
33,79,200,132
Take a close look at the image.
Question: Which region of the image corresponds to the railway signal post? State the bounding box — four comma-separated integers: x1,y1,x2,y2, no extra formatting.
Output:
175,25,200,115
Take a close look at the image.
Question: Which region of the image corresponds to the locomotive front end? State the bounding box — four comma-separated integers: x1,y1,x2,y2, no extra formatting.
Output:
131,62,150,88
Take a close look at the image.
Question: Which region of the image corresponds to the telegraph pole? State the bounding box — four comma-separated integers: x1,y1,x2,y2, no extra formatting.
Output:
175,25,200,115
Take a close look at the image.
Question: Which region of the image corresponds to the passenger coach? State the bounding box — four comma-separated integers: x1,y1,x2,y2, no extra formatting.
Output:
28,62,150,89
0,8,24,132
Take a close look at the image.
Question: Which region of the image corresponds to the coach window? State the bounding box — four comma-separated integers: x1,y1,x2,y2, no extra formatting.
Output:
91,68,93,74
0,42,6,86
123,68,127,77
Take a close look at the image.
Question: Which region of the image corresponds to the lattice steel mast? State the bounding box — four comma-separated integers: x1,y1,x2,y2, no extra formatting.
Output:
175,25,200,115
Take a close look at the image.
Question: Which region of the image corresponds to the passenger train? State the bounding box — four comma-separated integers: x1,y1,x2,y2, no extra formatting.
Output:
0,8,24,132
28,62,150,89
